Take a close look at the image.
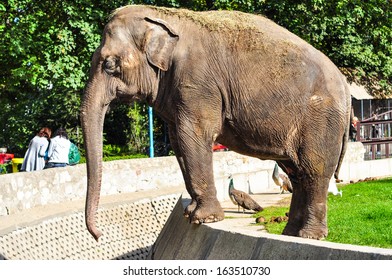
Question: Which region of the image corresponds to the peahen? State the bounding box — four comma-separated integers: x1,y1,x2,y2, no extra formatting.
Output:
272,163,342,196
272,163,293,194
228,176,264,213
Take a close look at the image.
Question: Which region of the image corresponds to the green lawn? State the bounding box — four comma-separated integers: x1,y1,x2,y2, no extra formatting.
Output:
254,178,392,248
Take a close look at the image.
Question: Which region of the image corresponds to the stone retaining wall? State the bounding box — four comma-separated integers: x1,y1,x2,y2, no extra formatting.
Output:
1,142,391,217
0,152,280,216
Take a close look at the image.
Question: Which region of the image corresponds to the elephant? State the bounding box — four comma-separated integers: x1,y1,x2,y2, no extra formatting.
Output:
80,5,351,241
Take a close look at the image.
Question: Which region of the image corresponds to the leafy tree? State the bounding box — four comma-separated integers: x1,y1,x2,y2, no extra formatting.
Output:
0,0,128,156
258,0,391,97
0,0,390,159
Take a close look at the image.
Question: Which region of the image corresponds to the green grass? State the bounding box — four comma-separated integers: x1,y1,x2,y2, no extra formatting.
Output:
327,178,392,248
254,205,290,234
254,178,392,249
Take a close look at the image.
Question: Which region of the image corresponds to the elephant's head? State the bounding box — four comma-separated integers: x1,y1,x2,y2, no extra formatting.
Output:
80,9,179,241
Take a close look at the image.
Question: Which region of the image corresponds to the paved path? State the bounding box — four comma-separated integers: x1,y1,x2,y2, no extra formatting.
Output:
215,191,291,237
179,189,291,238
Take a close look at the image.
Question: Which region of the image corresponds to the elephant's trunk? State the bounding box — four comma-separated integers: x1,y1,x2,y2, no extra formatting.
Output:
81,78,108,241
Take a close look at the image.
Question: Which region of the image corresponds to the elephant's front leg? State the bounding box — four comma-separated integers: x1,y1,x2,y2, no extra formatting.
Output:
168,126,197,216
186,154,225,224
176,122,224,224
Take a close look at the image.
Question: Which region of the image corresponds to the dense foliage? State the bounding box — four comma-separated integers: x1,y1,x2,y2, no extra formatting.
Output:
1,0,391,157
259,0,392,98
0,0,115,155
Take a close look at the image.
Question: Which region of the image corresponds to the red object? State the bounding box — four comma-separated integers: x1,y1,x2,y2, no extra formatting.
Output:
213,143,228,152
0,153,14,164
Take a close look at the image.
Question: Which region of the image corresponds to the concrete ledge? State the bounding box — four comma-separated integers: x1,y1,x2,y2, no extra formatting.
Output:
0,190,181,260
2,191,391,260
149,198,392,260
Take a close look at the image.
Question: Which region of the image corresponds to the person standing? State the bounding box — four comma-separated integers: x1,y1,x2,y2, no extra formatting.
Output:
349,116,359,141
45,128,71,168
20,127,52,172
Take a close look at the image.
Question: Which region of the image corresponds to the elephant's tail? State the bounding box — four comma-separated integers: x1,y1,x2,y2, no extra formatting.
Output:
334,89,352,181
334,129,348,181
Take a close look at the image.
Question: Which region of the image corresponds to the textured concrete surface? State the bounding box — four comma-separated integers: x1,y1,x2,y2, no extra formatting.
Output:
0,189,181,260
149,196,392,260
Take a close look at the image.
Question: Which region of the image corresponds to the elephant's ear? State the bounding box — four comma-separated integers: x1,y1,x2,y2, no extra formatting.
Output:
144,17,179,71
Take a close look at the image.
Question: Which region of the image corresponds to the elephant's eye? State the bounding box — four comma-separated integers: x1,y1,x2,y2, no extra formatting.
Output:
103,57,120,75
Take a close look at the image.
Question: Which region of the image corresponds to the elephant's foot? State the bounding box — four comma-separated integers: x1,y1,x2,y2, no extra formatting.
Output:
283,222,328,240
298,203,328,239
298,226,328,240
282,223,301,237
183,200,197,218
189,199,224,224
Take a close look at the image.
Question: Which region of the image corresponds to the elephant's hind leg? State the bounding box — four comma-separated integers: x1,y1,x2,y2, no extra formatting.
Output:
297,175,329,239
283,174,329,240
282,176,306,237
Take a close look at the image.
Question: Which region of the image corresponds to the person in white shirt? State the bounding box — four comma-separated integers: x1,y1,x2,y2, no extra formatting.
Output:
44,127,71,169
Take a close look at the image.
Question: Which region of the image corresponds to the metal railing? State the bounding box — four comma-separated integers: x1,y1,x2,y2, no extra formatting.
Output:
356,110,392,160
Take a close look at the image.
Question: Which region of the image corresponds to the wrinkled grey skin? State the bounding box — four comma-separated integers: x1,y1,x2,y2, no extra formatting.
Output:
81,5,351,241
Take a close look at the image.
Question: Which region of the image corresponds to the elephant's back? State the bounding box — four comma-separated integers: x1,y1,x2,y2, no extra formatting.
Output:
150,6,322,60
116,5,317,56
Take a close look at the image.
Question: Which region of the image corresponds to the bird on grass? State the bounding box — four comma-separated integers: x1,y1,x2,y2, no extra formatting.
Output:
328,179,343,196
272,163,293,194
228,176,264,213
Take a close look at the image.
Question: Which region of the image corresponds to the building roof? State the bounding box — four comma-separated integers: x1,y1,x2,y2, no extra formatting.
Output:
349,83,374,100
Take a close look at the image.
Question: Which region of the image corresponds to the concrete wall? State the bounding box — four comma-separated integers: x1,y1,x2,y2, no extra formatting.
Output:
2,193,391,260
0,193,181,260
1,142,392,260
1,142,391,217
0,156,181,216
0,152,281,216
149,199,392,260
